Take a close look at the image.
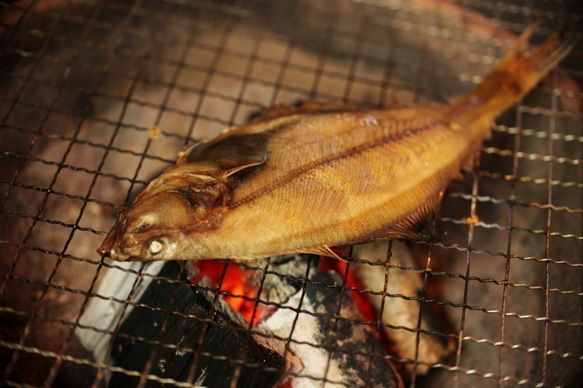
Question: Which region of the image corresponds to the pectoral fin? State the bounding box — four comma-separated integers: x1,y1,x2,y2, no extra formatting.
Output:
184,133,269,177
222,156,267,178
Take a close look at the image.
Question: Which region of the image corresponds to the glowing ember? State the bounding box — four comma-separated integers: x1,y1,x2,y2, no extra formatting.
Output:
190,260,263,324
190,254,381,330
319,256,377,328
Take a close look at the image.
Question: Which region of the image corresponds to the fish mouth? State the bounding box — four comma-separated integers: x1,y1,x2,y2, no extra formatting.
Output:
97,230,150,261
96,244,111,258
97,224,118,256
97,241,145,261
97,246,130,261
97,220,135,261
97,237,131,260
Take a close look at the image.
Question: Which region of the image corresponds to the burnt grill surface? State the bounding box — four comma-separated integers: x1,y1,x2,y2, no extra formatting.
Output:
0,0,581,387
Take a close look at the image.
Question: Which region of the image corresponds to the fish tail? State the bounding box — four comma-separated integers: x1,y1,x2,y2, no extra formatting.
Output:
450,22,576,129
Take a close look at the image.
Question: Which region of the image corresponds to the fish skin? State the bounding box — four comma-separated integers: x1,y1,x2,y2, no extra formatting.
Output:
98,24,574,262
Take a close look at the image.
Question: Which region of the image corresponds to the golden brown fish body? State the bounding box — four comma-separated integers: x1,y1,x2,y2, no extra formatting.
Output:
98,24,574,261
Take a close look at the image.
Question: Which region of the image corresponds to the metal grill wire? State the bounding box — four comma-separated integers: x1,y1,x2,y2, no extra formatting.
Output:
0,0,581,387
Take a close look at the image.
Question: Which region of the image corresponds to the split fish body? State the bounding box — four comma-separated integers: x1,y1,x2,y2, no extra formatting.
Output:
98,24,574,261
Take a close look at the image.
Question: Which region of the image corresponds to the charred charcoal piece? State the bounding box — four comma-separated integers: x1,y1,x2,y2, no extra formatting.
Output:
104,262,286,387
261,271,403,388
249,254,320,305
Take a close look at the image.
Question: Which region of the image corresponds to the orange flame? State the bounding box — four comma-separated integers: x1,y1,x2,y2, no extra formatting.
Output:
319,254,377,328
191,260,263,324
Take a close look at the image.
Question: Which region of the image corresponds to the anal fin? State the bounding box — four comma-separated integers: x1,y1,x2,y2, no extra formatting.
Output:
365,191,444,242
301,245,346,262
229,245,346,262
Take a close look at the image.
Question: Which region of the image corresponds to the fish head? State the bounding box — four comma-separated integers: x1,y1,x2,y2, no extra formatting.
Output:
98,186,223,261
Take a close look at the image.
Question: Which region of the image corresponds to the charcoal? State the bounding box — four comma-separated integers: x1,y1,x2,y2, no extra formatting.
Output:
109,262,284,388
262,271,404,387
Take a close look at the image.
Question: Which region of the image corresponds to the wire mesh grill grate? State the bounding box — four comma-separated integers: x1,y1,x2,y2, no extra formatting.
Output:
0,0,581,387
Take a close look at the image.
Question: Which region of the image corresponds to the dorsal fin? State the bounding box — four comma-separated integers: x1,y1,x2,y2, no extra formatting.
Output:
250,100,363,123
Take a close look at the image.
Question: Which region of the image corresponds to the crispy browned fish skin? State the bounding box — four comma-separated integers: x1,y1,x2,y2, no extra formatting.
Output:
98,24,574,261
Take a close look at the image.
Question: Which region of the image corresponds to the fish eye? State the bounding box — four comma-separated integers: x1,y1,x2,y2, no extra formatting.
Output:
148,239,165,256
133,222,150,233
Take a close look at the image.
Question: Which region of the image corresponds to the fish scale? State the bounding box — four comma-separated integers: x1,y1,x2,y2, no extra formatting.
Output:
232,111,446,206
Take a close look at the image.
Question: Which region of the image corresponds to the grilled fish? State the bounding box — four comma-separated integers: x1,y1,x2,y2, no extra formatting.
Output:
98,24,574,261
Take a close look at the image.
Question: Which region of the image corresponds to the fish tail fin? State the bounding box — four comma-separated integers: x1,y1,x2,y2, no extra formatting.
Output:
450,22,576,129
